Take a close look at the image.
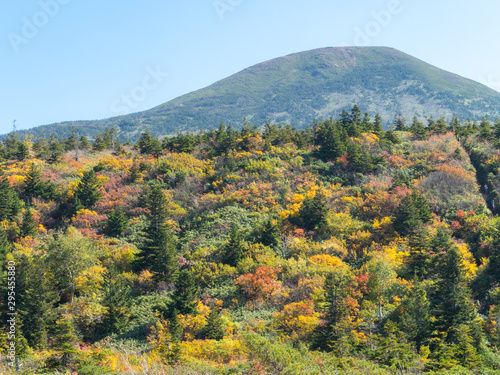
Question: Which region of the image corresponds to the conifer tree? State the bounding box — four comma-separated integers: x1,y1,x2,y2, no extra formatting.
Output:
394,113,408,131
298,191,329,232
0,171,21,221
171,269,198,315
394,192,432,235
203,306,225,340
21,207,37,238
373,114,385,137
75,169,103,208
135,184,178,283
260,217,280,248
397,280,431,349
106,207,129,237
100,269,131,335
222,224,246,267
410,116,428,140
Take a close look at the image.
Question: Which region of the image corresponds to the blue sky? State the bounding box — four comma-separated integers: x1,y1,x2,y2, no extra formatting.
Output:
2,0,500,135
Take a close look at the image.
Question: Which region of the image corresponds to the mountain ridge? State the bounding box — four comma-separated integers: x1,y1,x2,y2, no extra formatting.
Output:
8,46,500,141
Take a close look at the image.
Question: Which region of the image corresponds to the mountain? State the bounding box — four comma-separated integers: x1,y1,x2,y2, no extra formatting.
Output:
11,47,500,140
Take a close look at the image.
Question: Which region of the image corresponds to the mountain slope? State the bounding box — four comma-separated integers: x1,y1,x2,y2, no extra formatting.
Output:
12,47,500,140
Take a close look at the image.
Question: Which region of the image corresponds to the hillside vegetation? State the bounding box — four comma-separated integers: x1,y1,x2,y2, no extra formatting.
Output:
9,47,500,142
2,109,500,374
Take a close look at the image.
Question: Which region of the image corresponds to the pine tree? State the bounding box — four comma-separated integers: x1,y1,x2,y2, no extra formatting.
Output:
410,116,428,140
16,141,30,161
135,184,178,282
222,224,247,267
23,163,44,203
0,171,21,221
46,318,80,369
394,114,408,131
47,134,63,164
406,225,432,279
79,135,90,150
316,119,348,160
100,269,131,335
203,306,225,340
260,218,280,248
171,269,198,315
432,245,478,344
360,112,373,132
0,228,10,264
298,191,329,232
106,207,129,237
397,280,431,348
21,208,37,238
137,129,161,156
373,114,385,137
394,192,432,235
75,169,103,208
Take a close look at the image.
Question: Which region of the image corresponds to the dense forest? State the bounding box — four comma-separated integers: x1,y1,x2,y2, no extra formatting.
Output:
2,107,500,374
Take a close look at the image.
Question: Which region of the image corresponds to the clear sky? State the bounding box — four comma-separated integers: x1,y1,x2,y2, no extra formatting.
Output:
2,0,500,135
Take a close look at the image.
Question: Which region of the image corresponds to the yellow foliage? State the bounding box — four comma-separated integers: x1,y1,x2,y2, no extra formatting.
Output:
179,302,210,341
75,265,106,297
457,242,478,281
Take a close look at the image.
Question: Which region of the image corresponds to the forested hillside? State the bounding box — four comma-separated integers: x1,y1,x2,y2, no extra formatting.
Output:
2,108,500,374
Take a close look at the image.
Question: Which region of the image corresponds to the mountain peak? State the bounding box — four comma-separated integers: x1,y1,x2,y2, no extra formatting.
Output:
11,47,500,140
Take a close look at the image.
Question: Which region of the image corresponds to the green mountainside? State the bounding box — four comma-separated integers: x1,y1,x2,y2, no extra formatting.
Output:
10,46,500,141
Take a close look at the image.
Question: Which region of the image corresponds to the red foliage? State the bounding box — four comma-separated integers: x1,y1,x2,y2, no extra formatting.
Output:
235,266,282,301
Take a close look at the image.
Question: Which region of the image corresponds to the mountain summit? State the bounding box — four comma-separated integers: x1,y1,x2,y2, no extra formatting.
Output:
14,47,500,140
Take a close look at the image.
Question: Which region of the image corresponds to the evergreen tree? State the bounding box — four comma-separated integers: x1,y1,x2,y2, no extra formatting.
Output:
203,306,225,340
298,191,329,232
260,218,280,248
406,225,432,279
171,269,198,315
360,112,373,132
21,207,37,238
394,192,433,235
79,135,90,150
47,134,63,164
410,116,428,140
373,114,385,137
23,163,44,203
432,245,479,345
45,318,80,369
222,224,247,267
100,269,131,335
316,119,347,160
394,114,408,131
135,184,178,282
350,105,362,125
311,269,353,353
75,169,103,208
16,141,30,161
0,228,10,264
106,207,129,237
0,171,21,221
15,254,57,349
137,129,161,156
397,280,431,349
